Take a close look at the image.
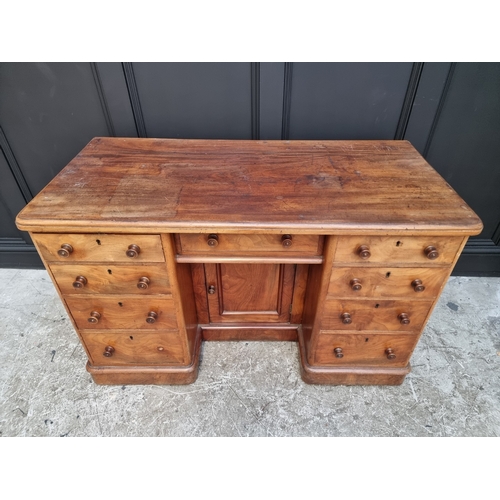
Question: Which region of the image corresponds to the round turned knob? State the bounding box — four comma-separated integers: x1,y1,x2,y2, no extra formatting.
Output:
126,244,141,258
424,245,439,260
137,277,150,290
146,311,158,324
72,275,87,289
207,234,219,247
385,348,396,360
281,234,293,247
157,346,164,351
350,278,362,291
57,243,73,257
103,346,115,357
208,285,216,295
357,245,371,259
412,279,425,292
340,312,352,324
88,311,101,324
334,347,344,358
398,313,410,325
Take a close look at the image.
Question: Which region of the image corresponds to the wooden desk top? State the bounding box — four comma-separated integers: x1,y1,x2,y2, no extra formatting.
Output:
16,138,483,235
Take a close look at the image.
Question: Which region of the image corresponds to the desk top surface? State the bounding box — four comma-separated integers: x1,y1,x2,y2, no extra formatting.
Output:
16,138,483,235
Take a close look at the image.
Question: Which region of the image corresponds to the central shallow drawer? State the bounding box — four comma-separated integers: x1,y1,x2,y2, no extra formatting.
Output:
32,233,165,262
65,296,177,330
176,233,323,256
82,330,185,366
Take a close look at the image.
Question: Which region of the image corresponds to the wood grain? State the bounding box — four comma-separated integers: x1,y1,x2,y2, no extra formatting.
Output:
82,330,185,366
32,233,165,262
333,235,464,265
177,233,323,256
313,332,419,367
204,263,295,323
322,299,433,332
16,138,483,235
49,263,170,295
65,296,178,330
328,266,450,299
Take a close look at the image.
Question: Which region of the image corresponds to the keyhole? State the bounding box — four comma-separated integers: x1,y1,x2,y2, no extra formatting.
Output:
108,269,112,275
386,272,391,278
129,336,134,340
96,239,101,245
118,302,123,307
375,303,380,308
365,338,369,342
396,241,402,247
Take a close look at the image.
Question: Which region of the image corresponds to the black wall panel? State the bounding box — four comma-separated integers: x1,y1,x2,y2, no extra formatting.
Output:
287,63,413,139
131,63,254,139
0,63,110,195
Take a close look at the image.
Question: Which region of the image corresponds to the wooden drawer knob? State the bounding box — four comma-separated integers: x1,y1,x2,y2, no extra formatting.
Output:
72,275,87,289
340,312,352,324
350,278,362,291
281,234,293,247
137,277,150,290
334,347,344,358
357,245,371,259
411,279,425,292
88,311,101,324
103,346,115,357
398,313,410,325
126,244,141,258
207,234,219,247
57,243,73,257
424,245,439,260
385,348,396,360
146,311,158,324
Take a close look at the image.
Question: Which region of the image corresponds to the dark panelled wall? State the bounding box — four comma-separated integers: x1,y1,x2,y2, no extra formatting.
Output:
1,62,499,275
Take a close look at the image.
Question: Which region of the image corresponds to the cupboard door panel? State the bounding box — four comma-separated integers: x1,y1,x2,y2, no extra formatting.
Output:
205,263,295,323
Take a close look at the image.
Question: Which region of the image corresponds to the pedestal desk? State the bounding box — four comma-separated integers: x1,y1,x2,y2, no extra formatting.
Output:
16,138,482,385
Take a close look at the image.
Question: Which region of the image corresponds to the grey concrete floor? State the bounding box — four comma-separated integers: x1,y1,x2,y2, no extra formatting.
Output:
0,269,499,437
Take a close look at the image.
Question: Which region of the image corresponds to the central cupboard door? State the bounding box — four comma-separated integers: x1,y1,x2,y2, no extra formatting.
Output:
204,263,295,323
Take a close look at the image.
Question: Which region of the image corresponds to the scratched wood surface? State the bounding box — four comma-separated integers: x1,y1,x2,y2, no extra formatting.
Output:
16,138,482,235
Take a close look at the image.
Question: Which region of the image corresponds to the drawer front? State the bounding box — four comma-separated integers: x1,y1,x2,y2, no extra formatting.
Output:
328,266,449,299
82,331,185,366
50,264,170,295
334,236,463,265
176,233,323,256
313,333,418,367
65,297,178,330
322,299,433,332
32,233,165,262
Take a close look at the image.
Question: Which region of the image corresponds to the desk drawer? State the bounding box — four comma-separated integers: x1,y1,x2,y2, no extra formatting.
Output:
82,330,185,366
50,264,170,295
328,266,449,299
334,236,463,265
176,233,323,256
65,296,177,330
322,299,432,332
33,233,165,262
313,332,418,367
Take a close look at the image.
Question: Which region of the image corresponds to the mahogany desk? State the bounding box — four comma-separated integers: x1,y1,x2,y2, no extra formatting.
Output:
16,138,482,385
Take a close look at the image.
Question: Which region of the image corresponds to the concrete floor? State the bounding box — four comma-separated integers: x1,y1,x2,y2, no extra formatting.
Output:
0,269,499,437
